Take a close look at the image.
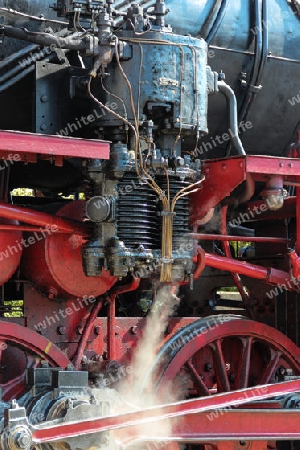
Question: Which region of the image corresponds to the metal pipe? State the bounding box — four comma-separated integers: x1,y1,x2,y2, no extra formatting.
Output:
0,46,57,85
107,295,116,360
204,251,295,288
0,44,38,69
0,201,88,235
220,205,250,303
2,25,89,51
73,298,104,370
193,247,205,279
238,0,262,123
0,65,34,94
201,0,222,41
217,80,246,156
192,233,290,244
256,0,268,87
206,0,229,44
0,225,60,232
0,7,68,25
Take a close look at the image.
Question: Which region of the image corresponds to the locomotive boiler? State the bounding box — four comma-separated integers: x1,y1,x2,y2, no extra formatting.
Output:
0,0,300,449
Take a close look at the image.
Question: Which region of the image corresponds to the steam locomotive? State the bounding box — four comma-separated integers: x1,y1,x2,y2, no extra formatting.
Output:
0,0,300,449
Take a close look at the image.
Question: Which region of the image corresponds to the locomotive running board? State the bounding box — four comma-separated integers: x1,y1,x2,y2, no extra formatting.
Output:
0,130,110,162
19,379,300,445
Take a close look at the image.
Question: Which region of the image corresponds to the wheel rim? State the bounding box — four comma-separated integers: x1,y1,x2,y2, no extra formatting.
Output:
150,315,300,400
0,322,71,401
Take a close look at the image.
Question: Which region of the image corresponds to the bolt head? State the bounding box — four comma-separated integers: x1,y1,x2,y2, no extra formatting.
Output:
12,428,32,450
94,326,101,335
57,326,66,335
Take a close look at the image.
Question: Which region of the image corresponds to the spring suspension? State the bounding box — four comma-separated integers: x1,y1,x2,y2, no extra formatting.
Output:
116,173,159,250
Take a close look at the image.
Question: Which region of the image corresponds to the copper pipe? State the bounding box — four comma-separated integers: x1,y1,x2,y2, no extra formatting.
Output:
191,233,290,244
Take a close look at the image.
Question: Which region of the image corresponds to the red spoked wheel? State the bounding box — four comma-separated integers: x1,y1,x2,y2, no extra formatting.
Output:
147,315,300,450
0,322,71,401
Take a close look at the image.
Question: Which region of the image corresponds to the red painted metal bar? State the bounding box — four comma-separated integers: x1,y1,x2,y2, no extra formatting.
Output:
0,225,81,233
72,298,104,370
162,410,300,442
204,252,294,287
246,155,300,177
192,233,290,244
193,247,206,279
0,130,110,159
31,380,300,443
0,225,50,231
296,187,300,254
220,206,249,303
107,295,116,360
0,201,88,235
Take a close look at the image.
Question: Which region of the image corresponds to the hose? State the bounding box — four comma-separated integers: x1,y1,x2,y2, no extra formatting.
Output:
239,0,268,124
217,80,246,156
206,0,229,44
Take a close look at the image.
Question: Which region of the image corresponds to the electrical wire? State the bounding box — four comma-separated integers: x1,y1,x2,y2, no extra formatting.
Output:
100,77,128,121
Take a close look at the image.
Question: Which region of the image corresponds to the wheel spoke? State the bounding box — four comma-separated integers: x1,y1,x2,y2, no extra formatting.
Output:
237,337,252,389
258,350,281,385
210,339,230,392
185,359,210,396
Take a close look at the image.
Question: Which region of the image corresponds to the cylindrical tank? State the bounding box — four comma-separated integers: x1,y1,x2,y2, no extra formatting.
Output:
21,202,117,299
1,0,300,156
112,0,300,156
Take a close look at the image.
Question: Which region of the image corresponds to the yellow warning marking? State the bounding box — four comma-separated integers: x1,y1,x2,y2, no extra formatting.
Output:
45,342,52,354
